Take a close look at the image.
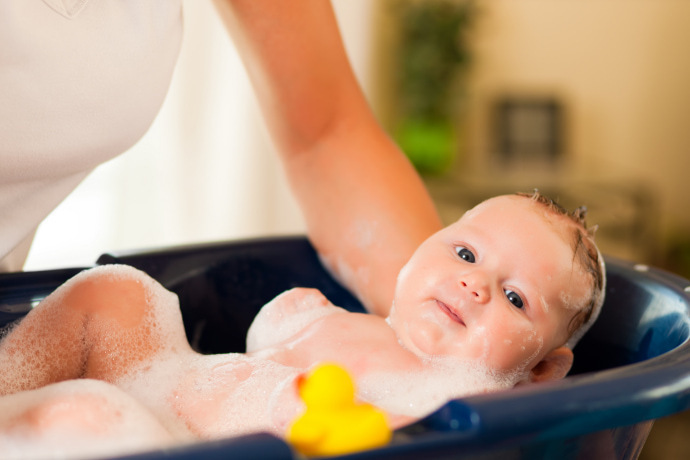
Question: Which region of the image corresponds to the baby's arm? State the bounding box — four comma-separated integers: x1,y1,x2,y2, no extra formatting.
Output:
246,288,345,353
0,265,190,395
214,0,443,316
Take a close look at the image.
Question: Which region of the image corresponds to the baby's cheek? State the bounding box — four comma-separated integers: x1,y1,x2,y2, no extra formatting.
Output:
505,329,545,374
464,326,492,362
475,325,544,373
409,315,446,355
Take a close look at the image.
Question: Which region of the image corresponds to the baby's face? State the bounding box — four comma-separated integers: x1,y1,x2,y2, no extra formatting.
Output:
388,195,590,378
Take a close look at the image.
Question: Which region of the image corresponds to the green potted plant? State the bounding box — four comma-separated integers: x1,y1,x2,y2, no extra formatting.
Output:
392,0,475,174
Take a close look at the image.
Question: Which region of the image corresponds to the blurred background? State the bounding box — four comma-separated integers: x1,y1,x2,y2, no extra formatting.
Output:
25,0,690,277
23,1,690,456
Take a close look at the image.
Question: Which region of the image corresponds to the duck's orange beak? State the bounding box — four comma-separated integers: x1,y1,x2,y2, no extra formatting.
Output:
295,372,307,394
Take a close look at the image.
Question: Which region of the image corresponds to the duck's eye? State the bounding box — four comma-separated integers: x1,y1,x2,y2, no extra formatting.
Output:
504,289,524,309
455,247,475,263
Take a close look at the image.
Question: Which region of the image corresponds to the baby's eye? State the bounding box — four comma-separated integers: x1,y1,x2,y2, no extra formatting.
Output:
455,247,475,263
504,289,524,309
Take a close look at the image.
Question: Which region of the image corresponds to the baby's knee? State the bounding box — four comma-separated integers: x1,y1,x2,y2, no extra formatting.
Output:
1,380,174,457
57,265,170,326
20,394,105,435
12,380,126,435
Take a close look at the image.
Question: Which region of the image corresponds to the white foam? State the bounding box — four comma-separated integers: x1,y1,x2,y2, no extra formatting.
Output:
516,331,544,374
470,325,490,362
358,356,524,417
0,379,175,460
246,288,343,353
115,351,302,440
559,289,586,312
539,294,550,314
0,264,199,452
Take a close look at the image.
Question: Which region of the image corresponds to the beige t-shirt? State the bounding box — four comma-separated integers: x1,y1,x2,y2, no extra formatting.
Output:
0,0,183,271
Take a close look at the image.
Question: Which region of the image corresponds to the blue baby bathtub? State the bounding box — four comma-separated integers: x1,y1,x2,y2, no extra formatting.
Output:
1,236,690,459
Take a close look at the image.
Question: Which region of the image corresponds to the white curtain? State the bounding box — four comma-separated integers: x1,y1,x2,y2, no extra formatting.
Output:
25,0,374,270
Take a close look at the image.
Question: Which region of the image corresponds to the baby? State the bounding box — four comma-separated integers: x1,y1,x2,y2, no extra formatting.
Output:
0,191,605,458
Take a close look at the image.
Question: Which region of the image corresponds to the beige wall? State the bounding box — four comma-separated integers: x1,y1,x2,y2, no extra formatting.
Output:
463,0,690,252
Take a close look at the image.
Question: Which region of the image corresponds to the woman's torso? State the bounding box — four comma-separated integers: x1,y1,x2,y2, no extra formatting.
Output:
0,0,183,266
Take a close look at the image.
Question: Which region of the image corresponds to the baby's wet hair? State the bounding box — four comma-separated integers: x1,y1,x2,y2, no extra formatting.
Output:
515,190,606,346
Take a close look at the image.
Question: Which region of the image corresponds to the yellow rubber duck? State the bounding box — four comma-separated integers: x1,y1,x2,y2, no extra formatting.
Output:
287,363,392,457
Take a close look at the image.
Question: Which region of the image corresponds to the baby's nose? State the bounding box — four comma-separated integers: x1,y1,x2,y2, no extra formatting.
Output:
459,278,490,304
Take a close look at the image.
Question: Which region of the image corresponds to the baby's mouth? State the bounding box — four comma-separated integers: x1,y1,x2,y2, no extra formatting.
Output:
436,300,465,326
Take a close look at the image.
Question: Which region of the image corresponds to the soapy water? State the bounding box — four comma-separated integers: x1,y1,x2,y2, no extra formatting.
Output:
0,266,186,453
0,263,545,458
359,355,525,417
116,352,302,440
0,379,176,460
0,264,188,391
0,265,310,457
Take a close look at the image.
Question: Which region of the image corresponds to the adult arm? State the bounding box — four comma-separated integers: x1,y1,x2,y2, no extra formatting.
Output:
213,0,443,316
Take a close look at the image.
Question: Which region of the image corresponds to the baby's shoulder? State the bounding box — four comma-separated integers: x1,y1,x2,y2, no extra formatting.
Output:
246,288,346,353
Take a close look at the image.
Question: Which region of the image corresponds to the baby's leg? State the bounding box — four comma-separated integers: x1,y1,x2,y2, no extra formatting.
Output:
0,379,176,459
0,265,191,395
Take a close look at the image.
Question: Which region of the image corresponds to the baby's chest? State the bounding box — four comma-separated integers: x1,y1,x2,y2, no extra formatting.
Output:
271,316,409,376
181,356,303,437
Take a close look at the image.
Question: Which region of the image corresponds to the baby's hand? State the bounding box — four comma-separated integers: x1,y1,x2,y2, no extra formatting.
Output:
246,288,345,353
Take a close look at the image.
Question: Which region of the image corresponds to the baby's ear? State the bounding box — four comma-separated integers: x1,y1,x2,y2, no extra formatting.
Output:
528,347,574,383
